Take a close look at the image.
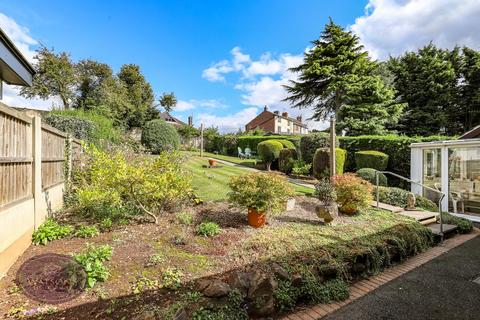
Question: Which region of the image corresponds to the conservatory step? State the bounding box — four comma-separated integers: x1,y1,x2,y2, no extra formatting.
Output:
399,210,439,225
427,223,458,236
371,201,404,213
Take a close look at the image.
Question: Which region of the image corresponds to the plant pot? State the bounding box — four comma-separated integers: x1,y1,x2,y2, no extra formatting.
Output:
208,159,217,167
248,207,266,228
315,203,338,224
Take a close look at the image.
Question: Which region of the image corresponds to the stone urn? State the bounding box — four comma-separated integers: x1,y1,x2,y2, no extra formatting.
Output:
208,159,217,167
315,202,338,224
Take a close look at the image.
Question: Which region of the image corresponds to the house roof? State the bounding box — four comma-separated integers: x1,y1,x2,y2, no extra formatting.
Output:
0,28,36,86
459,125,480,139
246,109,308,129
159,112,187,126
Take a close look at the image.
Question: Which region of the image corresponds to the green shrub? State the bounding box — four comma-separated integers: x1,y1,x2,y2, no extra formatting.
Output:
441,212,473,234
339,135,452,187
237,135,300,152
76,145,193,224
228,173,294,215
375,186,438,212
32,219,73,245
355,150,389,171
257,140,284,171
279,148,298,174
197,222,221,237
74,225,100,238
300,133,339,165
73,244,113,288
315,179,337,204
356,168,388,186
331,173,373,214
313,148,346,179
291,160,312,176
210,134,238,155
176,212,194,225
275,139,296,149
141,119,180,153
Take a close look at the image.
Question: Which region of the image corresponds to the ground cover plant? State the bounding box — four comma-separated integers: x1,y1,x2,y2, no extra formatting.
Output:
31,219,73,245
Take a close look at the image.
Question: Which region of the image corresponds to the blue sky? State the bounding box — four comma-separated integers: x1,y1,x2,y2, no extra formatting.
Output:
1,0,479,132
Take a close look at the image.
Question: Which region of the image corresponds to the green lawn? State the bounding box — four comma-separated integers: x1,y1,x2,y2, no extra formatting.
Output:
184,155,313,201
183,151,258,168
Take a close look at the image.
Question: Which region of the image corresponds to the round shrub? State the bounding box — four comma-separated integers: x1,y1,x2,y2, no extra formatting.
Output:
355,150,389,171
257,140,284,171
279,148,298,174
313,148,347,179
141,119,180,153
356,168,387,186
275,139,296,150
331,173,373,215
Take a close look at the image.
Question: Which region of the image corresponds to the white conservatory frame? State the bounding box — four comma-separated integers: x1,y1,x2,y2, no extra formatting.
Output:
410,138,480,221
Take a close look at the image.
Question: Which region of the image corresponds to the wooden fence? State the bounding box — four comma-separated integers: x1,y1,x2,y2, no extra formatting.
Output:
0,102,82,278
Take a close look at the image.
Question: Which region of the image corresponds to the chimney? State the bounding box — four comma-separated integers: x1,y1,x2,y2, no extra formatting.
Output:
274,111,279,115
264,105,268,111
282,112,288,118
188,115,193,126
296,115,302,122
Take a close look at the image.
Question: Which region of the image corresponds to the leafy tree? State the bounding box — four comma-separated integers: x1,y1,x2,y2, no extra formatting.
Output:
118,64,156,128
203,126,220,152
388,44,461,136
177,124,199,141
159,92,177,113
20,47,76,109
75,59,114,111
460,47,480,130
284,19,401,135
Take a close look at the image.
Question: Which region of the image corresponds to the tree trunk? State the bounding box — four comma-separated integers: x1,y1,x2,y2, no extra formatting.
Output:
266,162,271,171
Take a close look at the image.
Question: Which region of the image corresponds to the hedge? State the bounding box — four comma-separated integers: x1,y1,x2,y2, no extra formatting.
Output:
355,150,389,171
276,139,296,150
313,147,346,179
209,135,238,155
375,186,438,212
300,133,339,165
141,119,180,153
237,135,300,153
279,148,298,174
339,135,452,187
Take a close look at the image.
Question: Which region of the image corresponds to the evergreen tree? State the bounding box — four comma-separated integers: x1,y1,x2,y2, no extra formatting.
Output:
284,19,402,135
460,47,480,130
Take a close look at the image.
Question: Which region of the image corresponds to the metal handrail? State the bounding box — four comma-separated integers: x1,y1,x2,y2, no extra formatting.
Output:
375,171,446,241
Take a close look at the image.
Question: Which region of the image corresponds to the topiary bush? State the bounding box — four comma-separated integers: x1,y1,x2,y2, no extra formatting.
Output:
375,186,438,212
355,150,389,170
279,148,298,174
300,133,339,165
141,119,180,153
275,139,296,150
313,148,346,179
331,173,373,214
356,168,388,186
237,135,300,152
257,140,284,171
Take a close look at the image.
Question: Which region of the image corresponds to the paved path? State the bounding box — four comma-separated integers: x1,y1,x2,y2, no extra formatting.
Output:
324,235,480,320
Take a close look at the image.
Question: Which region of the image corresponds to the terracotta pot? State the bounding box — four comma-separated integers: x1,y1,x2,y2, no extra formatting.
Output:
247,207,266,228
208,159,217,167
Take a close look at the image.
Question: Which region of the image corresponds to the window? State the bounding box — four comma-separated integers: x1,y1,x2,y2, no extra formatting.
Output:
422,148,442,203
277,126,281,133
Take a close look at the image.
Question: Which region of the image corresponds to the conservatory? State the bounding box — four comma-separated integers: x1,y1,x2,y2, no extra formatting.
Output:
410,127,480,220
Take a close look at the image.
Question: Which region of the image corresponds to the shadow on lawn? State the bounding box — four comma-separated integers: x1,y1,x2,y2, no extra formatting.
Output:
28,221,433,320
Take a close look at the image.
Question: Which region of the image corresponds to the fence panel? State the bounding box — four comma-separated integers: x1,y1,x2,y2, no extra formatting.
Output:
41,124,67,189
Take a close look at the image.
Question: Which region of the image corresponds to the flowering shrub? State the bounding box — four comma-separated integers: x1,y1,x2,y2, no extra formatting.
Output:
76,145,193,224
331,173,373,214
228,173,293,215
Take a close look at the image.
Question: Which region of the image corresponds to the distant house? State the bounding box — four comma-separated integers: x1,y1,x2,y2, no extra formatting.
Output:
159,112,191,127
245,106,308,135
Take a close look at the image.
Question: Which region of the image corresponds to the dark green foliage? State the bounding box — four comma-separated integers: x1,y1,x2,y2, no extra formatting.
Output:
357,168,387,186
141,119,180,153
196,222,221,237
441,212,473,234
355,150,389,171
32,219,73,245
210,134,238,155
313,148,346,179
375,186,438,212
237,136,300,153
279,148,298,174
339,135,450,187
275,139,296,149
315,179,337,204
159,92,177,113
73,244,113,288
300,132,338,165
460,47,480,130
257,140,284,171
192,290,248,320
45,113,96,141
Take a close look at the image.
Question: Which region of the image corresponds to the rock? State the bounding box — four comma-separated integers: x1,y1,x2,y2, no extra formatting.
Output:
201,279,231,298
228,271,250,295
247,272,277,317
405,192,416,211
291,274,303,287
315,204,338,224
271,263,290,280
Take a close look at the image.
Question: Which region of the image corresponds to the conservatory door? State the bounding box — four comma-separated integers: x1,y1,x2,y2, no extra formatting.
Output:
422,148,442,203
448,147,480,214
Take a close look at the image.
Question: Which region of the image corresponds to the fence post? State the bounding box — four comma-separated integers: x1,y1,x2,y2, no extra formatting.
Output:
32,116,42,230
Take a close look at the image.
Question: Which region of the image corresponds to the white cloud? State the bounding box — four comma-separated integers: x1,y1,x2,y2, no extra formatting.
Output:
176,99,227,112
351,0,480,60
0,12,58,110
197,107,259,133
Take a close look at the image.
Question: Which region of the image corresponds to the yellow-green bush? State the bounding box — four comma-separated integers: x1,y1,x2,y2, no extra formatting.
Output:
354,150,389,171
257,140,284,171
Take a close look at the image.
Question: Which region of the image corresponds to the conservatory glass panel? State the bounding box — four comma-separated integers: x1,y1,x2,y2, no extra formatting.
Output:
422,148,442,203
